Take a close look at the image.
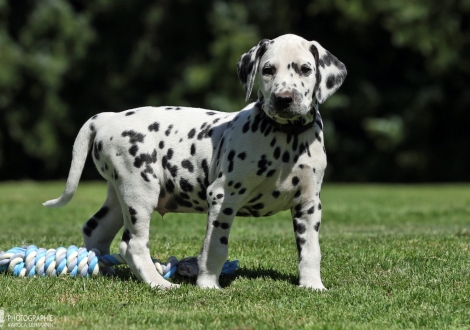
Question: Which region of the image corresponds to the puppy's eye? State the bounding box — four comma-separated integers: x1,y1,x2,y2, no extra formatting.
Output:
262,66,275,75
301,65,312,75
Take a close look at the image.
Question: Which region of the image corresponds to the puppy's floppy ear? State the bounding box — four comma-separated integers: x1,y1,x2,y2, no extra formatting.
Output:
237,39,271,101
310,41,347,104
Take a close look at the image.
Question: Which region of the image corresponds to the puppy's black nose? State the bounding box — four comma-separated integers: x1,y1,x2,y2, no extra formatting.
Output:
275,95,293,110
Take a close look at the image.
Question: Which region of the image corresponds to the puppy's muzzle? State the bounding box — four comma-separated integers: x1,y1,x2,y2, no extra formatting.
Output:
271,90,304,118
274,91,294,112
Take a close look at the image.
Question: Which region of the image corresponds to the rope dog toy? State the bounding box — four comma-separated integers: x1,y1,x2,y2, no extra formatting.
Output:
0,245,238,279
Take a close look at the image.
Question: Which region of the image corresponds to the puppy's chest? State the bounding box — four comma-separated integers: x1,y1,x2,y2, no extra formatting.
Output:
216,123,326,216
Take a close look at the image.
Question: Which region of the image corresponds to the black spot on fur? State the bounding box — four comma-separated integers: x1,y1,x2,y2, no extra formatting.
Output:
159,141,164,149
238,152,246,160
242,121,250,133
248,194,263,203
188,128,196,139
227,150,235,173
180,177,194,192
223,208,233,215
266,169,276,177
272,190,280,198
220,237,228,245
274,147,281,159
221,222,230,229
251,114,261,132
141,172,150,182
167,148,174,160
125,111,135,116
213,220,220,227
129,145,139,156
282,151,290,163
252,203,264,210
86,218,98,230
122,229,131,243
292,176,300,186
93,141,102,161
270,137,276,147
296,237,306,255
293,219,306,234
190,143,196,156
181,159,194,173
257,155,271,176
308,206,315,214
134,150,157,168
234,182,241,189
148,122,160,132
326,75,336,89
94,206,109,220
165,125,173,136
122,130,145,144
217,194,224,199
197,125,213,140
314,222,321,232
168,163,178,177
239,188,246,194
83,227,92,237
318,203,322,210
315,132,322,142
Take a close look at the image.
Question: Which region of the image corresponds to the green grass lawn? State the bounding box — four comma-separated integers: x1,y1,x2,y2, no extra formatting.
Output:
0,182,469,329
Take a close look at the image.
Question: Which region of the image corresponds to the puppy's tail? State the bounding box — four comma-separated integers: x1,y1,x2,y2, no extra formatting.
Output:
43,118,96,208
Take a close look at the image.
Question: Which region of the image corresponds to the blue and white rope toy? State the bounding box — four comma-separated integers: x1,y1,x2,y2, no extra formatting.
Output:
0,245,238,279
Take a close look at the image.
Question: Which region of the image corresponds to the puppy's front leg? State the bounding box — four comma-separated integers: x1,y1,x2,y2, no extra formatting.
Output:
292,199,326,290
197,200,236,289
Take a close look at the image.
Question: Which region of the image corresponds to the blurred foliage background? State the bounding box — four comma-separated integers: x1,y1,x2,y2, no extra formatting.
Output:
0,0,469,182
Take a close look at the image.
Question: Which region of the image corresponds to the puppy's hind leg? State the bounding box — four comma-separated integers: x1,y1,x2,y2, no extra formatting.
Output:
82,182,123,256
116,179,179,289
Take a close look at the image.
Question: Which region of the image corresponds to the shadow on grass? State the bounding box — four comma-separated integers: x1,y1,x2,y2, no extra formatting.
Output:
220,267,297,287
111,266,297,288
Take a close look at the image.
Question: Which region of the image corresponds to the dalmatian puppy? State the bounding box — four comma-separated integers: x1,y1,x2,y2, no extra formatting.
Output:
44,34,346,290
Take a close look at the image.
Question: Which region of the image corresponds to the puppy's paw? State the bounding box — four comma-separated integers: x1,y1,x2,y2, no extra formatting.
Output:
299,281,327,291
196,278,222,290
151,281,180,290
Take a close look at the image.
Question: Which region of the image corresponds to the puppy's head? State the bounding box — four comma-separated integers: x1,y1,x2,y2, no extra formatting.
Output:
237,34,347,125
